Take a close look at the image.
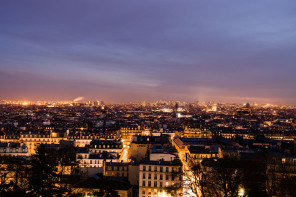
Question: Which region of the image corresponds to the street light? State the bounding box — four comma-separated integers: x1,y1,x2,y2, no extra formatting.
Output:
238,188,245,196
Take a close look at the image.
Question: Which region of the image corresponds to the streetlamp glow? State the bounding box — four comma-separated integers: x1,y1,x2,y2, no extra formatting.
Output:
158,191,171,197
238,188,245,196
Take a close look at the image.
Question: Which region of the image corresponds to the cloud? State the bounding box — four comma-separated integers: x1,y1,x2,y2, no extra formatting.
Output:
1,0,296,104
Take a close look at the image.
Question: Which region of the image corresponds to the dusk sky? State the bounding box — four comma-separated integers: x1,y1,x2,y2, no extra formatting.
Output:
1,1,296,104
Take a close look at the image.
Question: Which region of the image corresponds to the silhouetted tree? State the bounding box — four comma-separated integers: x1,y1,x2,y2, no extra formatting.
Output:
184,157,244,197
266,157,296,197
92,190,120,197
27,144,68,197
0,156,29,196
90,178,120,197
240,156,267,197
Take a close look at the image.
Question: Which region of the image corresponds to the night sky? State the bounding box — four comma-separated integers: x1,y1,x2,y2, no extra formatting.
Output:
1,1,296,104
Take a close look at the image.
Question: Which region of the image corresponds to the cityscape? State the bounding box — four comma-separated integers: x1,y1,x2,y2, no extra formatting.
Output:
0,100,295,196
1,1,296,197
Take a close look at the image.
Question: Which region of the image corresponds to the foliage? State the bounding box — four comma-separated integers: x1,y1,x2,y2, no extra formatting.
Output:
92,190,120,197
27,144,68,197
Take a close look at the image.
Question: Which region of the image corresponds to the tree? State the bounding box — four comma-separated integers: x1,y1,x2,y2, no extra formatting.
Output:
278,175,296,197
92,179,120,197
92,190,120,197
56,145,78,175
0,161,11,194
240,155,267,197
266,156,296,197
27,144,68,197
0,156,29,197
164,166,183,197
184,157,245,197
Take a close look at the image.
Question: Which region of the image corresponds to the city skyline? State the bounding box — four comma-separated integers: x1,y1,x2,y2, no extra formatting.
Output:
1,1,296,105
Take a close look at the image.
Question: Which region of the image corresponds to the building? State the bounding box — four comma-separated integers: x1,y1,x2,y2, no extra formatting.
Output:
139,160,183,197
76,150,120,175
104,161,140,186
0,142,29,157
19,131,67,154
89,140,122,156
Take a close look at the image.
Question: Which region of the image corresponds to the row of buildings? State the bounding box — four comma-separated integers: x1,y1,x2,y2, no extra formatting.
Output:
0,103,296,196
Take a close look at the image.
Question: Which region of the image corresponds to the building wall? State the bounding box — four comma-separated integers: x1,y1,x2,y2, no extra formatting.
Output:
128,165,139,186
130,143,149,162
150,153,176,162
139,164,182,197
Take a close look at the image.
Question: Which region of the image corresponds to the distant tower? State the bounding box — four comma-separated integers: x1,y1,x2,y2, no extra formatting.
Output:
246,103,251,108
94,101,99,106
195,100,199,106
142,101,146,107
212,104,217,112
174,102,179,111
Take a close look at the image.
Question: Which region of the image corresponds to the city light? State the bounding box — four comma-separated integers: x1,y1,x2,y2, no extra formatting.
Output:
158,191,171,197
238,188,245,196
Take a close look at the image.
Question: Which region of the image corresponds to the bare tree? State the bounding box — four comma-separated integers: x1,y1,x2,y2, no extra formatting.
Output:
181,157,244,197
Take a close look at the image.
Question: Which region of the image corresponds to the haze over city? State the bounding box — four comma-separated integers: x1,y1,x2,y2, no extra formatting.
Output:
1,1,296,105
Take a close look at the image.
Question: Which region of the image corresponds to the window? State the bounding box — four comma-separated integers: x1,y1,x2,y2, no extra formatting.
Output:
148,181,151,187
154,174,157,179
154,181,157,187
142,181,145,186
148,174,151,179
282,158,286,164
160,167,163,172
149,166,151,171
143,166,146,171
143,173,146,179
160,182,163,187
160,174,163,180
166,167,169,172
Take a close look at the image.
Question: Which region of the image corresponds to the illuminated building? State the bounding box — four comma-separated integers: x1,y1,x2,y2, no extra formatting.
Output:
120,125,142,147
182,126,211,138
130,135,171,162
76,150,120,175
104,161,140,185
19,131,67,154
89,140,123,155
139,160,183,197
0,142,29,157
